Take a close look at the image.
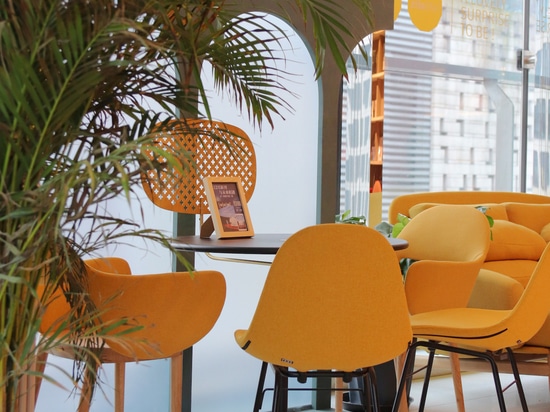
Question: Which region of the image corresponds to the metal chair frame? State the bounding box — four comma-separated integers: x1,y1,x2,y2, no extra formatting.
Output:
395,338,528,412
253,361,379,412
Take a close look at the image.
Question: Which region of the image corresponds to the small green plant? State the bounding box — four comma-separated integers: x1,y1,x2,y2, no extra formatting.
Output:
475,206,495,239
392,214,412,237
374,213,411,238
373,214,414,276
335,210,367,225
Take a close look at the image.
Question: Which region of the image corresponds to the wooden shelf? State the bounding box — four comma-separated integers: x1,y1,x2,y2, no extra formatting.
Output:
368,30,385,227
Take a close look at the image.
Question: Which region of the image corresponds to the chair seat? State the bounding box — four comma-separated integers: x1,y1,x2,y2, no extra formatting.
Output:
394,244,550,412
411,308,512,348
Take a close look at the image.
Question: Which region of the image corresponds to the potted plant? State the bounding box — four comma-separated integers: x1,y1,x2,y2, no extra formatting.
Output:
0,0,374,410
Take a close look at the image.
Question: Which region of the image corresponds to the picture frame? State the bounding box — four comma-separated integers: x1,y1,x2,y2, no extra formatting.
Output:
202,176,254,239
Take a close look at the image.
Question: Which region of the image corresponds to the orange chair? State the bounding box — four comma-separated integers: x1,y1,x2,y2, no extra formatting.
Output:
38,257,226,412
394,205,491,412
395,205,491,315
141,119,256,238
235,224,412,412
393,244,550,412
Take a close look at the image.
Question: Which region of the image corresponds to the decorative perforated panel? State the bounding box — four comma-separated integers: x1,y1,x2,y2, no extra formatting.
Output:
142,119,256,214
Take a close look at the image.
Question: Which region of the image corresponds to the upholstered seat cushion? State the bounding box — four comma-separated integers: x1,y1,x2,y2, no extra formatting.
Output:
481,260,538,287
466,268,550,348
467,269,524,310
504,203,550,233
485,220,546,262
541,222,550,242
526,315,550,348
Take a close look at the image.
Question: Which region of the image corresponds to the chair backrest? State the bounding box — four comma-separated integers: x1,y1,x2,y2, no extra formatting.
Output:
39,258,134,335
84,257,226,360
396,205,491,314
237,224,412,372
141,119,256,215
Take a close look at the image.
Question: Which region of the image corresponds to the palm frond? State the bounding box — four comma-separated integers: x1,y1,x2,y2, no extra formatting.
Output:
281,0,373,77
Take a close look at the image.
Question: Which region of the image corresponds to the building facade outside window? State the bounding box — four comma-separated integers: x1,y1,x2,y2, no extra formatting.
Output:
341,0,550,222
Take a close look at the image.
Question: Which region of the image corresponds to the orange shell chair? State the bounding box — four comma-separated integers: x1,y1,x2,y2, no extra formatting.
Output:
39,257,226,412
235,224,412,412
394,204,491,411
393,243,550,412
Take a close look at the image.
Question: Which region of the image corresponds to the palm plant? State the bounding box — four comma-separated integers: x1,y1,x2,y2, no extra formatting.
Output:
0,0,372,410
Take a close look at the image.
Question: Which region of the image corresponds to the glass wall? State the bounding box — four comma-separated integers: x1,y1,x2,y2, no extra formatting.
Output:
529,0,550,194
341,44,373,218
342,0,550,221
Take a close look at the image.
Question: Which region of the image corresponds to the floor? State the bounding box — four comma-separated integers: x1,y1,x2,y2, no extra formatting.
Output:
297,366,550,412
407,371,550,411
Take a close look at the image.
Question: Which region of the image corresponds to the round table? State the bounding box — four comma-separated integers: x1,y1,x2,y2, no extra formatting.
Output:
172,233,409,254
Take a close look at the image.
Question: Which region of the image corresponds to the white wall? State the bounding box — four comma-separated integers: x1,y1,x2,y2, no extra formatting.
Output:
36,16,321,412
189,32,319,410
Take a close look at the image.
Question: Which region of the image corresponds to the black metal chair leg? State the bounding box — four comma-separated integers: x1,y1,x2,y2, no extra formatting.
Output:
271,384,277,412
422,341,508,412
271,370,280,412
418,346,437,412
272,367,288,412
368,367,380,412
392,344,417,412
263,365,391,412
506,348,529,412
361,371,374,412
253,362,268,412
396,341,525,412
483,353,507,411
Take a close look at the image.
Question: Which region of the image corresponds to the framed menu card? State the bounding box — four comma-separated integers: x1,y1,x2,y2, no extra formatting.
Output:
202,176,254,239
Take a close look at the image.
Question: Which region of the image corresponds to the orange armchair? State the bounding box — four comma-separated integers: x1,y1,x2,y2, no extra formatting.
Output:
394,244,550,412
395,204,491,315
39,257,226,412
394,204,491,411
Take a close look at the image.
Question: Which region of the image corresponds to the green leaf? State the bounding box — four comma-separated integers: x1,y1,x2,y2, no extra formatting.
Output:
374,221,393,237
335,210,367,225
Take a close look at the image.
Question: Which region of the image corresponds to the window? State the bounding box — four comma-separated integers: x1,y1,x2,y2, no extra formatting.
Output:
457,119,465,137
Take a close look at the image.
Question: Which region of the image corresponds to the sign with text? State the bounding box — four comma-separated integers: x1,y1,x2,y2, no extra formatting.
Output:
203,176,254,239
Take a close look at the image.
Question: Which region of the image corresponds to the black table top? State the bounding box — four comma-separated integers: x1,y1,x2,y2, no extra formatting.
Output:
172,233,408,255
